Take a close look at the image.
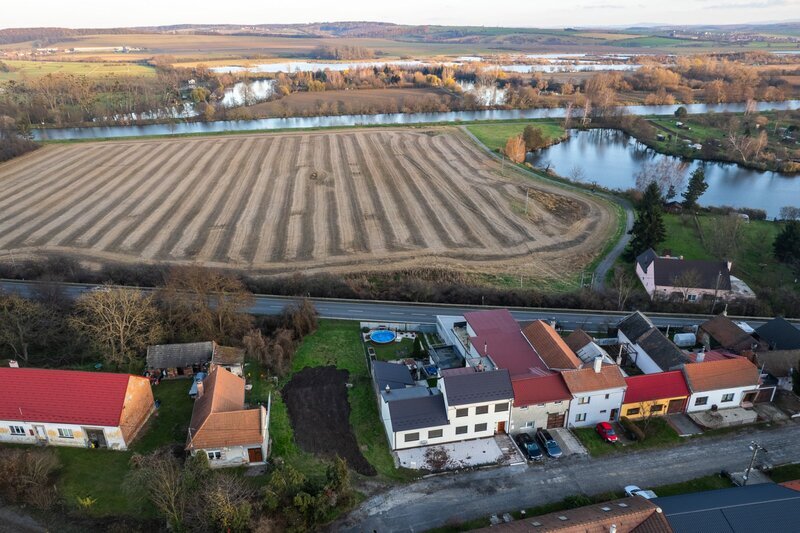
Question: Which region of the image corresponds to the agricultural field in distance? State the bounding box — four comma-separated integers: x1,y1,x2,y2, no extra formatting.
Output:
0,128,615,281
0,59,155,81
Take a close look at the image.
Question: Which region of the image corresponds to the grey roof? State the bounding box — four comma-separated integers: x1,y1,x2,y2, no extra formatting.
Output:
372,361,415,391
146,342,214,369
618,311,654,342
756,350,800,378
637,328,690,371
380,386,432,402
652,257,731,291
756,317,800,350
654,483,800,533
636,248,658,270
443,369,513,406
387,390,449,432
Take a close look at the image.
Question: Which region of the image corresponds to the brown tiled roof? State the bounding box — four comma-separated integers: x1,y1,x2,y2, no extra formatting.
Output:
187,367,264,449
561,364,627,393
565,329,593,353
473,497,672,532
699,316,761,353
522,321,582,370
682,357,760,392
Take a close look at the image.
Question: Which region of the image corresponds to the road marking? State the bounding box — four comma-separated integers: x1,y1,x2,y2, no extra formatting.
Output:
347,309,365,313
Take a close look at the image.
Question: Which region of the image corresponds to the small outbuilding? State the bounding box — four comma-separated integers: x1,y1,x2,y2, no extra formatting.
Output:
146,341,244,378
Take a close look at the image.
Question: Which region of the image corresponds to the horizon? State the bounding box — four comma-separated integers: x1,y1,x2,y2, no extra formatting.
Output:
3,0,800,30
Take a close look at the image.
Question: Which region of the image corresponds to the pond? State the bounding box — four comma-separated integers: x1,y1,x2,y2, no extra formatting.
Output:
529,129,800,218
31,100,800,141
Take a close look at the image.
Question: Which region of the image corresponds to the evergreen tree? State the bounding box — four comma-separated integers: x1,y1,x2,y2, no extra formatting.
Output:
522,125,546,151
628,181,666,257
774,220,800,273
682,168,708,210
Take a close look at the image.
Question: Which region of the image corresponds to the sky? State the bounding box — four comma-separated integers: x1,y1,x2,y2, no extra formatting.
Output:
2,0,799,28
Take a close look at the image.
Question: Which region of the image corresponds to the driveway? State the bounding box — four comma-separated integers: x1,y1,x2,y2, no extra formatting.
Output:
338,423,800,532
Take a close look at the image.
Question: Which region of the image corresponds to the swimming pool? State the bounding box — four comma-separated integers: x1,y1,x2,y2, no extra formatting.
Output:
370,330,397,344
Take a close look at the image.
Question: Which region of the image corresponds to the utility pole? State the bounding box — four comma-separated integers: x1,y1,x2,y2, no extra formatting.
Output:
524,189,530,215
710,270,722,315
743,441,767,486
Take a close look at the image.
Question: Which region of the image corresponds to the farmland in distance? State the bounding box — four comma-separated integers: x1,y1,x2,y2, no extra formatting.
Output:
0,128,615,280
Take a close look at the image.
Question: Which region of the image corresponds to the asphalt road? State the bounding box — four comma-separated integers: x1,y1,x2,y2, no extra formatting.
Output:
3,279,794,332
337,422,800,533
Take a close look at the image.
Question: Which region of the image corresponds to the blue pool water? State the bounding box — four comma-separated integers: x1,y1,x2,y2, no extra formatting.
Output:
370,330,397,344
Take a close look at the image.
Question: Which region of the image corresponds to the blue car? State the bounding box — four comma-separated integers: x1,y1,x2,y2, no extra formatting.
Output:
536,428,563,458
515,432,544,461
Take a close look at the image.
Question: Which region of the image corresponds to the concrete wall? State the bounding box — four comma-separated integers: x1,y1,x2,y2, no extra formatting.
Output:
119,376,155,445
191,442,265,468
636,263,655,296
509,401,569,433
0,421,126,450
567,389,626,428
686,387,754,413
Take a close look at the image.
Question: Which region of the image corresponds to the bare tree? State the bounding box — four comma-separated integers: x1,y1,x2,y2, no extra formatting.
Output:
612,266,638,311
563,101,574,129
707,214,745,259
569,166,587,183
69,288,164,367
780,206,800,221
635,158,688,197
126,451,189,531
670,269,703,302
0,293,59,364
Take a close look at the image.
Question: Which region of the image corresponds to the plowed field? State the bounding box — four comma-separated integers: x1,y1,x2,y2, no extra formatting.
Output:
0,128,615,279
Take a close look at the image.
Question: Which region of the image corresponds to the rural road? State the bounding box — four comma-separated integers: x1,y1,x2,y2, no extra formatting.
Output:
459,126,635,291
337,422,800,533
2,279,796,332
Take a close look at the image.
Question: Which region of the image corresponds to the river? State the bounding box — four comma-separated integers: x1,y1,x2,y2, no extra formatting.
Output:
32,100,800,141
530,129,800,218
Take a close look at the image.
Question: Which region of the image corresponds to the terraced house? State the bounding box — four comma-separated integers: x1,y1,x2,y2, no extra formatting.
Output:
622,371,690,420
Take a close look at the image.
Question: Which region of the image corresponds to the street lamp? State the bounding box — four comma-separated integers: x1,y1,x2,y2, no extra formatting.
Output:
743,441,767,486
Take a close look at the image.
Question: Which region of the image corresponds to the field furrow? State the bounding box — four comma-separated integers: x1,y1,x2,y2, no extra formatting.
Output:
253,136,299,263
331,134,369,254
282,136,313,262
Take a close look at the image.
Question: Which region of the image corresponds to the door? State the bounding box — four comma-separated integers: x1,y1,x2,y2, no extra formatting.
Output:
609,409,619,421
33,425,47,443
667,398,685,414
85,428,107,448
743,392,758,404
547,412,566,429
496,421,506,434
247,447,263,463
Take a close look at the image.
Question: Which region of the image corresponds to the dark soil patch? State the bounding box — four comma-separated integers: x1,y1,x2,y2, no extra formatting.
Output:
282,365,377,476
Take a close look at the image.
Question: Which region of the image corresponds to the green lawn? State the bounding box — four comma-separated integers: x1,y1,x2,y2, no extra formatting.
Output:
370,337,416,361
574,418,681,458
768,463,800,483
660,213,797,291
466,121,566,153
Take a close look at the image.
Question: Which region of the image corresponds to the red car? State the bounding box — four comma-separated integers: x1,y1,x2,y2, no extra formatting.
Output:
596,422,618,443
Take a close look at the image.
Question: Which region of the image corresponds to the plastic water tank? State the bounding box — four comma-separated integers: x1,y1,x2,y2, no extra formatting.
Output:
673,332,696,348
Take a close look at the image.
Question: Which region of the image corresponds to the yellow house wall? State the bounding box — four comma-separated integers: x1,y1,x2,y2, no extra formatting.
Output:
621,396,687,420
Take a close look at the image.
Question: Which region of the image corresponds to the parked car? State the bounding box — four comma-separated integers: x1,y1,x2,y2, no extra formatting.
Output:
595,422,618,443
515,432,544,461
624,485,657,499
536,429,563,458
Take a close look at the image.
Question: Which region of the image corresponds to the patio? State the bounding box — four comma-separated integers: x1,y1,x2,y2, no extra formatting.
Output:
689,407,758,430
395,437,516,471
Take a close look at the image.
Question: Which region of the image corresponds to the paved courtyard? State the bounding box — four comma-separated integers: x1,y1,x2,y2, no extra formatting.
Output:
395,437,505,471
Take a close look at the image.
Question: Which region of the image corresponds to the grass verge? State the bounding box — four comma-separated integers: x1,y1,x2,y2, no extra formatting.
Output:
574,418,681,458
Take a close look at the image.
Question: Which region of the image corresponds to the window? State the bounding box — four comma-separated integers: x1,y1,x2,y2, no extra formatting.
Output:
600,410,607,414
578,397,590,405
695,396,709,406
721,393,735,403
575,413,587,422
524,421,535,428
475,423,488,432
428,429,443,439
537,403,545,407
494,402,509,412
456,408,469,418
687,294,698,302
404,432,420,442
475,405,489,415
206,451,222,460
626,407,641,416
650,404,664,413
57,428,74,439
604,394,610,400
9,425,25,436
456,426,468,435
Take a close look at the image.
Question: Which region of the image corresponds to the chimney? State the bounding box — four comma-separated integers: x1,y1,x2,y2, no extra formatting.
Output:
726,260,733,272
196,380,204,398
593,356,602,374
484,342,488,356
696,349,705,363
385,384,390,393
609,526,617,533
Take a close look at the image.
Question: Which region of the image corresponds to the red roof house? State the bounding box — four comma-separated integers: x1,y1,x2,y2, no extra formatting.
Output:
0,367,155,450
463,309,548,377
622,370,691,419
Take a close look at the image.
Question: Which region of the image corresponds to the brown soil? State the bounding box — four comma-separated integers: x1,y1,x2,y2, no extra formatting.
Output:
281,366,376,476
238,87,454,117
0,127,616,282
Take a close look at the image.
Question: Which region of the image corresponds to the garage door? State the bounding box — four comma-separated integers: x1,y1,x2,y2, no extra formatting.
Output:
547,412,565,428
667,398,685,414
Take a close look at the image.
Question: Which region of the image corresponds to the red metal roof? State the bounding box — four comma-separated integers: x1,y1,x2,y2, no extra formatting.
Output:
512,373,572,406
464,309,548,377
0,367,132,427
624,370,690,404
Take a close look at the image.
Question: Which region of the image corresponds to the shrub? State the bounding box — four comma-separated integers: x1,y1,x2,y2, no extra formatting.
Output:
620,416,646,442
0,448,61,509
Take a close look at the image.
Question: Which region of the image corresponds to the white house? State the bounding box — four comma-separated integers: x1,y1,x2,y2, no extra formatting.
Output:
374,361,514,451
186,366,270,468
0,367,154,450
561,358,627,427
618,311,690,374
682,358,762,413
